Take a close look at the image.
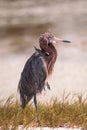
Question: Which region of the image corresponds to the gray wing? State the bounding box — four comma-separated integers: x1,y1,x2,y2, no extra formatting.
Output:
18,50,47,107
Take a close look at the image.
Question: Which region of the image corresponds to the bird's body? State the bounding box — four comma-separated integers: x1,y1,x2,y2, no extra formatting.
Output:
18,49,49,108
18,32,71,110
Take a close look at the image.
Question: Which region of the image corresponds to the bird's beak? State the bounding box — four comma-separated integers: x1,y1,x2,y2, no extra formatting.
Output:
54,37,71,43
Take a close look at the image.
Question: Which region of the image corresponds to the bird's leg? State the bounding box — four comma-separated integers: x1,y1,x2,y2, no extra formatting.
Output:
44,87,46,91
44,82,51,91
34,94,40,126
34,94,37,112
47,82,51,90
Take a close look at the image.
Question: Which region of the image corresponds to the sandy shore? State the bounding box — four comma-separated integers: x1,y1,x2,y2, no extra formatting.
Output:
17,126,83,130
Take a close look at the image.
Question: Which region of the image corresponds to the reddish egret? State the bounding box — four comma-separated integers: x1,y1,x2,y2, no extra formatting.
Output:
18,32,71,111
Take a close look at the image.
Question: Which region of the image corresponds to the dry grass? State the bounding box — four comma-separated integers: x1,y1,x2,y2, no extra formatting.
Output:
0,94,87,129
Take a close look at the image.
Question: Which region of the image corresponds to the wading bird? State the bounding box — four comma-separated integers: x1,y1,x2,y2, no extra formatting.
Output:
18,32,71,111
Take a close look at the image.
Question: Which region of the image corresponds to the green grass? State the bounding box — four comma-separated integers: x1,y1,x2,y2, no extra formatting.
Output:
0,95,87,129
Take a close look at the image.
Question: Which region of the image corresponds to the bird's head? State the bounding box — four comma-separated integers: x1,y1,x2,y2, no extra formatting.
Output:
39,32,71,45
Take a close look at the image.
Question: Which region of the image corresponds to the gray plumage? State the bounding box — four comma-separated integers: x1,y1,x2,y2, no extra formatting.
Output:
18,48,50,109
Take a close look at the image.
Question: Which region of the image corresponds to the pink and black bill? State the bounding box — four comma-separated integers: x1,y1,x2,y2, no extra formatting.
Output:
62,40,71,43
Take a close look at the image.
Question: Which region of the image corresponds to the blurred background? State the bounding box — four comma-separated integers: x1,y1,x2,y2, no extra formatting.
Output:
0,0,87,102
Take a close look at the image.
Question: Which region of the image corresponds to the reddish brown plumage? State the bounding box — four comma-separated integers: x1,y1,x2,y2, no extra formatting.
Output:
39,32,57,75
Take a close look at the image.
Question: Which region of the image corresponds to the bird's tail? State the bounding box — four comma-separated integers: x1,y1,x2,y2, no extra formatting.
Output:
17,79,27,109
20,93,33,109
18,78,33,109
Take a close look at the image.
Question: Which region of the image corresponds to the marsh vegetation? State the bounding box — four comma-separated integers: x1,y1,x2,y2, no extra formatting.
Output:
0,95,87,129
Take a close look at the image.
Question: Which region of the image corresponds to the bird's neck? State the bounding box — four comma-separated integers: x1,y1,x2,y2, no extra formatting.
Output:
40,42,57,75
47,43,57,75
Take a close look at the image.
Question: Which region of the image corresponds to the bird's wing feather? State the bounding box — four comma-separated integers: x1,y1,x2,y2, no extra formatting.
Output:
18,50,47,97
